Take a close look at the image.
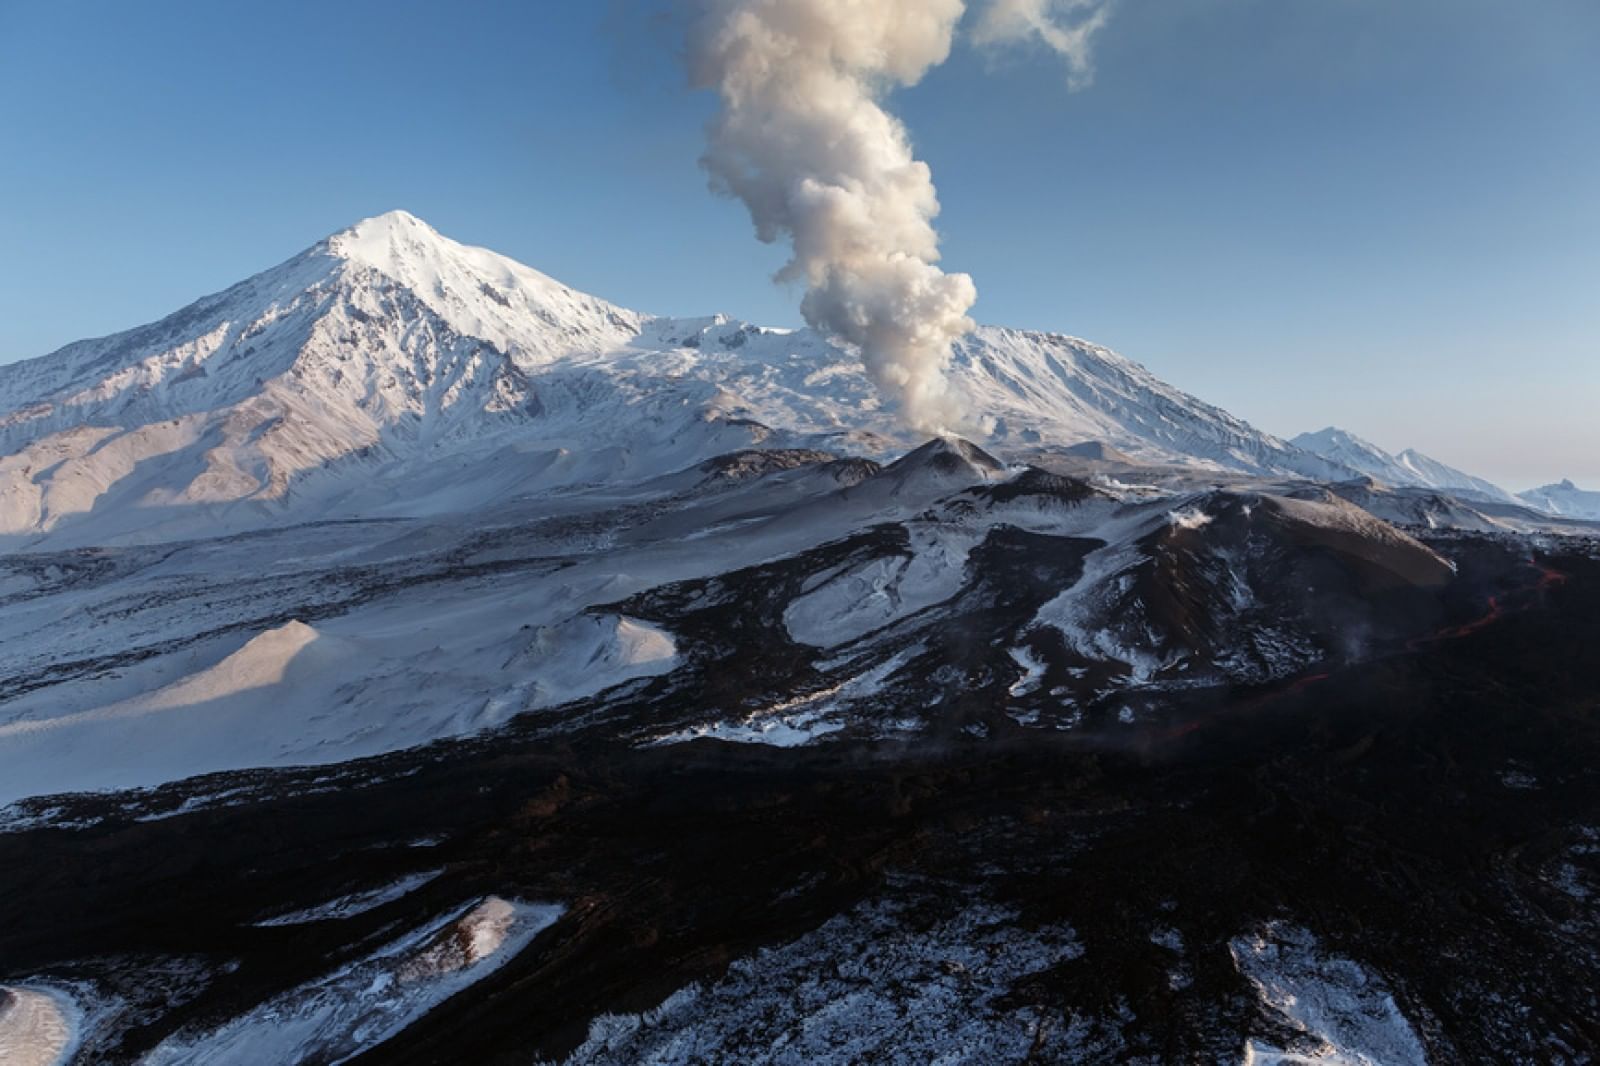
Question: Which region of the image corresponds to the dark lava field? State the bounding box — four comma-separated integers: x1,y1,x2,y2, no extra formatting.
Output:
3,533,1598,1064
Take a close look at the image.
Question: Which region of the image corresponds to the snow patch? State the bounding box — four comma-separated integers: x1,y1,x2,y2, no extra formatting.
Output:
1006,645,1047,698
649,646,919,748
784,527,977,648
146,897,563,1065
252,869,444,926
1230,923,1426,1066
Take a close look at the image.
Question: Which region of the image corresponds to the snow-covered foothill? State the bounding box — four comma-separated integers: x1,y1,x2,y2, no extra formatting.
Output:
0,599,674,807
1265,492,1455,585
1031,502,1188,683
512,614,679,710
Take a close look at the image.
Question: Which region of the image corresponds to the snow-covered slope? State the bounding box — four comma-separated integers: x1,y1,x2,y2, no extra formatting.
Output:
1519,479,1600,520
1292,427,1516,504
0,212,1361,549
963,330,1352,481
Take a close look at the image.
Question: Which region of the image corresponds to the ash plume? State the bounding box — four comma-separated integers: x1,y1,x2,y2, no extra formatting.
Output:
685,1,1117,433
972,0,1115,89
687,0,977,434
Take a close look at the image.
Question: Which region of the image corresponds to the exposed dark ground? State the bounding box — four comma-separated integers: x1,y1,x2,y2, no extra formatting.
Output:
2,537,1598,1063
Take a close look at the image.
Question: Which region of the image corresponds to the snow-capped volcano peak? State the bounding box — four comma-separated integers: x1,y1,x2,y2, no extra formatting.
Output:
0,213,658,543
322,209,471,283
325,209,557,309
325,207,434,250
318,209,643,360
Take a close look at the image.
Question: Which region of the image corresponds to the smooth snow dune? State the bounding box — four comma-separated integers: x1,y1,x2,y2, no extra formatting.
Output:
0,621,347,805
112,619,322,714
0,986,79,1066
0,620,324,739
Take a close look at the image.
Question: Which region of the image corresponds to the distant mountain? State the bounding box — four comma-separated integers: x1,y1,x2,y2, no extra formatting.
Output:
1519,479,1600,520
0,212,1369,547
1291,427,1516,505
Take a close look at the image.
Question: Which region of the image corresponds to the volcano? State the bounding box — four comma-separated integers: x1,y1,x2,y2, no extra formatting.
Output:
1,215,1597,1065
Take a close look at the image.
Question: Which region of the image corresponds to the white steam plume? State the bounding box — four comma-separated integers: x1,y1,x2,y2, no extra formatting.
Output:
687,0,977,433
972,0,1115,89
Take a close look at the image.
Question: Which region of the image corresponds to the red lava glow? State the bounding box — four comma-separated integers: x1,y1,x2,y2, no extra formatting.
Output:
1410,596,1504,649
1536,564,1570,591
1409,560,1567,651
1283,672,1330,695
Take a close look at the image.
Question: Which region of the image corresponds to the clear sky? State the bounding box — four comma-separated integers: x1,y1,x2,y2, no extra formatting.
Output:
1,0,1595,490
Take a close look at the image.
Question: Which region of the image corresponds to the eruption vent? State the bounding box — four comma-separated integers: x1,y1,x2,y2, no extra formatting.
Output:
688,0,977,433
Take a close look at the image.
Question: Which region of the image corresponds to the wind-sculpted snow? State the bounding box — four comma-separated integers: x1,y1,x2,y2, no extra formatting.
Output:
515,615,679,710
146,897,563,1066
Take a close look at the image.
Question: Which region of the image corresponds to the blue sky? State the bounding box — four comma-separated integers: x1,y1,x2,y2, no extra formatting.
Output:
1,0,1595,489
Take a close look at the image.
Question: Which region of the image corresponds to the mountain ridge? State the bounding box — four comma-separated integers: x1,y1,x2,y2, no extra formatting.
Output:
1519,478,1600,520
1291,426,1517,505
0,211,1361,547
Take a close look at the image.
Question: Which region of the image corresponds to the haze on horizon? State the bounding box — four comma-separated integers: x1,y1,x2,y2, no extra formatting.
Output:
0,0,1594,491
